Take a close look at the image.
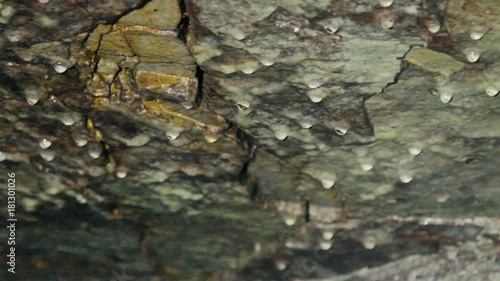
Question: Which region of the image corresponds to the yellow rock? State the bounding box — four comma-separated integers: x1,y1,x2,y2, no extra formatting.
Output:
99,31,134,56
404,47,465,76
84,24,113,53
123,31,194,65
134,62,197,102
118,0,181,31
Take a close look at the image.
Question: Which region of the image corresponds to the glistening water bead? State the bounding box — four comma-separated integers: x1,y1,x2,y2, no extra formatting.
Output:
319,240,332,250
378,0,394,8
299,117,315,129
53,62,68,74
399,173,413,183
166,127,183,140
465,49,481,63
426,20,440,34
335,125,348,136
60,113,76,126
470,26,487,40
88,143,103,159
40,149,56,161
282,214,297,226
322,230,334,240
360,161,374,171
307,79,323,89
319,173,336,189
485,86,499,97
25,88,42,105
116,166,128,178
439,92,453,103
307,90,325,103
322,18,343,34
408,146,422,156
39,138,52,149
272,125,289,140
204,134,219,143
73,135,88,147
236,99,250,111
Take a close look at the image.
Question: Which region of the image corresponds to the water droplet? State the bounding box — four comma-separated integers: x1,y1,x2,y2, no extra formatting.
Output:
485,86,499,97
274,258,288,271
254,242,261,253
465,48,481,63
299,117,315,129
60,113,75,126
204,134,219,143
228,28,245,40
53,62,68,73
319,174,336,189
470,26,487,40
322,231,334,240
362,236,376,249
39,149,56,161
1,6,14,18
283,214,297,226
399,173,413,183
38,0,51,3
334,124,348,136
439,91,453,103
381,18,395,29
39,138,52,149
181,101,193,109
166,128,183,140
24,88,42,105
241,66,257,74
426,22,440,34
116,166,128,178
408,146,422,156
272,125,289,140
236,99,250,111
435,193,449,203
4,30,20,42
378,0,394,8
322,18,343,34
260,57,274,66
319,240,332,250
88,142,103,159
307,79,323,89
73,134,88,147
360,161,374,171
307,90,326,103
106,161,116,173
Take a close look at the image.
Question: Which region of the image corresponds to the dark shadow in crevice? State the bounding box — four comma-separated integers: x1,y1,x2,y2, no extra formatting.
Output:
177,0,190,43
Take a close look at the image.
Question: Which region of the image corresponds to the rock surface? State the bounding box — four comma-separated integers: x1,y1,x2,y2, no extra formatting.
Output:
0,0,499,280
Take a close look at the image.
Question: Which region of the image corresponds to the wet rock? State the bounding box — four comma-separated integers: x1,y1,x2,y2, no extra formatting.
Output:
186,0,500,280
117,0,181,31
1,0,499,280
404,47,465,76
186,0,424,212
81,7,197,105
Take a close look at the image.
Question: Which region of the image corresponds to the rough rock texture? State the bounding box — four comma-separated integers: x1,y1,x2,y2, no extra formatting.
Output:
187,0,500,279
0,0,499,280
